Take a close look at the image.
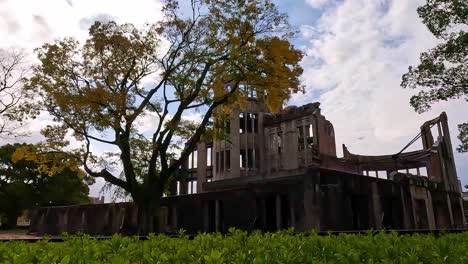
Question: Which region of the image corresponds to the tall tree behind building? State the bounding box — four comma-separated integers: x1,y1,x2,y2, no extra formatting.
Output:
401,0,467,152
21,0,304,234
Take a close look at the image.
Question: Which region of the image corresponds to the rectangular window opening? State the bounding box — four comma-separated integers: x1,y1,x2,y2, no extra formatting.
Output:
220,151,225,172
239,113,245,134
377,171,388,179
207,147,212,167
226,150,230,170
419,167,428,176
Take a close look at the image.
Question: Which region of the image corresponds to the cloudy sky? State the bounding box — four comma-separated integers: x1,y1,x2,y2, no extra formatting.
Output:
1,0,467,198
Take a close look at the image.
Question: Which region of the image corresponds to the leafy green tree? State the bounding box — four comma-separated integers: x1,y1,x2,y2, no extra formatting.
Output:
401,0,467,152
0,144,90,229
23,0,303,234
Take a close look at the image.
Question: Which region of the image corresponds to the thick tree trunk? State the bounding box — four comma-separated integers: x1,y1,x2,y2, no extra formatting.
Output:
135,198,160,235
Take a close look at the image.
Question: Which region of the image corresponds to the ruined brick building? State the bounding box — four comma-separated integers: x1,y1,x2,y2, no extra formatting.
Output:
30,88,465,235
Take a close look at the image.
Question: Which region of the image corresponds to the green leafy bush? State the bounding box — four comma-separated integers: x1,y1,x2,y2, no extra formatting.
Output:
1,230,468,263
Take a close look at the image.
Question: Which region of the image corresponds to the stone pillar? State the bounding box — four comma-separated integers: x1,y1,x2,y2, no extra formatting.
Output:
197,142,207,193
400,186,411,229
371,182,383,229
303,172,321,230
425,190,436,229
459,197,466,228
172,207,178,230
276,195,282,230
215,200,221,232
446,193,455,227
409,186,418,228
290,199,296,228
261,198,267,229
203,202,209,232
440,113,459,187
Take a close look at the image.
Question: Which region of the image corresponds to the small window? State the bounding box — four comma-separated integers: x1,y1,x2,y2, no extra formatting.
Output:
192,181,197,193
378,171,388,179
240,149,246,168
247,149,254,169
305,124,314,148
193,150,197,169
188,151,197,169
297,126,305,151
226,150,230,170
368,171,377,177
220,151,225,171
207,147,213,167
408,168,418,175
419,167,428,176
239,113,245,134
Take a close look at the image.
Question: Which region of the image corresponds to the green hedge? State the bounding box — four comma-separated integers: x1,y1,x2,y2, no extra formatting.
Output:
1,229,468,263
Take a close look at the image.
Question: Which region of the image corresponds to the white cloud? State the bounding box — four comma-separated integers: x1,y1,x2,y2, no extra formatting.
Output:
305,0,331,9
295,0,468,183
0,0,163,50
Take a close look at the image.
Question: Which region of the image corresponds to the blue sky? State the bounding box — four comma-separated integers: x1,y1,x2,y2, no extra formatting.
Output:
1,0,467,197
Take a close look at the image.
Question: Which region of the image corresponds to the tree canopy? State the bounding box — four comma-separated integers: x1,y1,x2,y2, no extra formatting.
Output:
0,144,90,229
401,0,467,152
0,49,31,136
22,0,304,233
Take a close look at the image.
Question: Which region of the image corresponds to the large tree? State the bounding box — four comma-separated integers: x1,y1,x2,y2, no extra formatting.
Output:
0,144,90,229
401,0,467,152
23,0,303,234
0,49,30,136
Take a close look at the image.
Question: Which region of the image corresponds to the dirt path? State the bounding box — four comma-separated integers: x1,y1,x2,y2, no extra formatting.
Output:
0,232,42,240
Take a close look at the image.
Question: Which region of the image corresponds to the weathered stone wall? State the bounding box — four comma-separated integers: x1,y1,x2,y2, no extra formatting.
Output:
31,168,465,236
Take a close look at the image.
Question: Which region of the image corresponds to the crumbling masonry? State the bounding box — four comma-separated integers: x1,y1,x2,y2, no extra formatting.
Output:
30,95,465,235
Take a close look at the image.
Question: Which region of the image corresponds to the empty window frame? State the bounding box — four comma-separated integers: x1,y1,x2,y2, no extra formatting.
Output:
239,112,258,134
271,132,283,154
188,150,198,169
240,149,258,169
226,150,230,170
377,171,388,179
188,181,197,194
239,113,245,134
220,151,225,171
419,167,428,176
215,150,230,172
239,83,257,98
305,124,314,147
207,146,213,167
297,123,314,151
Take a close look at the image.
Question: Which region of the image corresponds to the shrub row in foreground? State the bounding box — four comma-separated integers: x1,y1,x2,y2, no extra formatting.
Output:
1,229,468,263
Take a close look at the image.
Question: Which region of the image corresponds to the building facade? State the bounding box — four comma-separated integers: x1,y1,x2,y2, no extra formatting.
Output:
166,97,465,233
29,96,465,235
